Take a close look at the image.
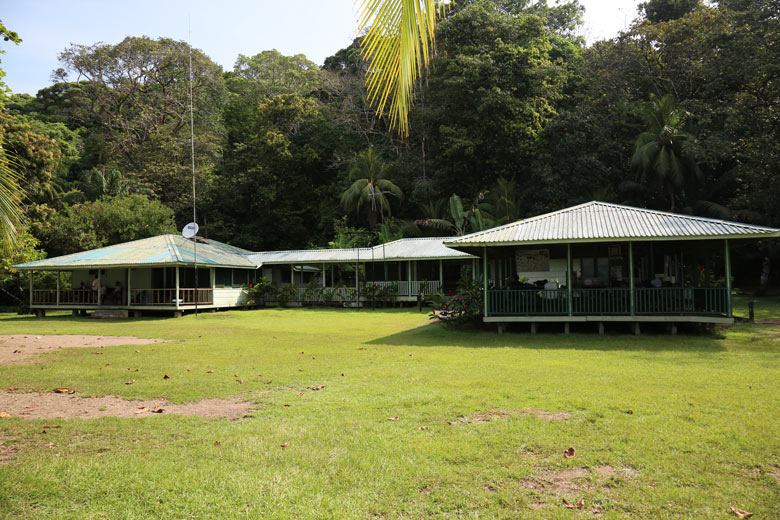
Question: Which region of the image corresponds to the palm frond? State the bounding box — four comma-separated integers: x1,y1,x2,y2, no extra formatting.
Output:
357,0,446,137
0,144,24,255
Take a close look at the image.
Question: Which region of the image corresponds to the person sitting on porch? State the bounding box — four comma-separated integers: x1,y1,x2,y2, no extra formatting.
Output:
112,281,122,305
508,274,522,290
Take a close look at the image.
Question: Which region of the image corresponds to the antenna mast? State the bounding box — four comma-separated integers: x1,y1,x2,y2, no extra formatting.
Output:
189,17,199,317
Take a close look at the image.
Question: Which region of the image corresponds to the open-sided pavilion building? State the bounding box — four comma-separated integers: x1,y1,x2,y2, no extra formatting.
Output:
445,202,780,333
16,235,257,317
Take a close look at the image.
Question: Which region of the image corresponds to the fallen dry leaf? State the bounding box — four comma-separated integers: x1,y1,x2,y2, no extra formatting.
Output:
306,385,326,391
297,392,304,396
236,380,244,384
7,387,18,391
730,506,753,518
214,441,221,446
12,349,22,353
93,352,103,355
341,373,344,377
417,425,429,430
53,388,70,394
625,410,634,415
42,425,61,429
151,408,164,414
388,416,399,421
0,411,11,418
134,407,147,414
206,370,214,373
563,447,576,458
299,352,304,354
163,374,170,380
125,379,135,385
283,404,290,407
562,498,585,509
280,442,289,448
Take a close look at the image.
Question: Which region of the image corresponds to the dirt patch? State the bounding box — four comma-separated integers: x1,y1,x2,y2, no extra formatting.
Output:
593,465,637,479
0,392,254,419
767,467,780,484
456,408,572,424
0,335,170,365
522,407,574,421
758,319,780,325
526,468,591,495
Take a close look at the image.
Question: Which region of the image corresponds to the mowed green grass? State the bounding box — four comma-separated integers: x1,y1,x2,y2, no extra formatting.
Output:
0,298,778,519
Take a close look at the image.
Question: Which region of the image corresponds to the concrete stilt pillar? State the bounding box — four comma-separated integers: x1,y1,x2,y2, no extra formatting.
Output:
598,322,605,335
72,310,79,317
564,322,570,334
633,322,641,335
670,323,678,335
530,322,537,334
497,323,507,334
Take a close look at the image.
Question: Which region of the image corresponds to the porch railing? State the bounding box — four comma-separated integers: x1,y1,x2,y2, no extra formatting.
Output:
487,287,729,317
409,280,441,296
130,288,213,306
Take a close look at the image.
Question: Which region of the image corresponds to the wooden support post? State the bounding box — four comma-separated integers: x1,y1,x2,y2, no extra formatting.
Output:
97,269,102,306
407,261,412,297
29,271,33,308
175,266,180,310
439,259,443,286
598,322,605,335
290,265,295,287
724,239,732,317
56,272,60,306
321,265,326,287
567,244,573,316
127,268,132,306
483,247,488,317
629,242,635,316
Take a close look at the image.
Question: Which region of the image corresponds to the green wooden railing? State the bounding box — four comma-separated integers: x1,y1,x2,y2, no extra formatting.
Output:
487,287,728,317
572,288,630,315
635,287,727,315
488,289,568,315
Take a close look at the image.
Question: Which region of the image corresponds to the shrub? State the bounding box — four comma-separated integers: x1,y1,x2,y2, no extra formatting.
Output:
429,275,483,325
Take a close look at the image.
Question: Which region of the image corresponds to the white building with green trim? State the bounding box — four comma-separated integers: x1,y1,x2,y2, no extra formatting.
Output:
15,202,779,326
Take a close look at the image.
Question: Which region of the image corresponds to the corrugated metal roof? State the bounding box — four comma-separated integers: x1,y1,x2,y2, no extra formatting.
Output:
247,238,475,267
246,247,374,266
446,201,780,247
373,237,475,261
16,235,257,269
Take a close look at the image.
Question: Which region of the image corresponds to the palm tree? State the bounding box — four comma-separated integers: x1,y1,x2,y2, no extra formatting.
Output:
357,0,447,137
0,145,24,255
341,147,403,229
416,193,496,236
631,94,702,211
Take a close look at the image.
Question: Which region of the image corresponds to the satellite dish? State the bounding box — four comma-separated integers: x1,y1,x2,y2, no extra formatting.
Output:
182,222,199,239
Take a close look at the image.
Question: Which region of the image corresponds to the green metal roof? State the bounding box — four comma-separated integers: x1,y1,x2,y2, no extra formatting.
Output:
16,235,257,270
447,201,780,247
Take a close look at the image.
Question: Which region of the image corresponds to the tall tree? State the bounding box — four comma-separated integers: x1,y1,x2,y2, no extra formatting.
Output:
341,147,403,229
630,94,701,211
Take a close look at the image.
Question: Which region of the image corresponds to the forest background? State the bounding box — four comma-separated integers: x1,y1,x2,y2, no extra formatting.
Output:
1,0,778,298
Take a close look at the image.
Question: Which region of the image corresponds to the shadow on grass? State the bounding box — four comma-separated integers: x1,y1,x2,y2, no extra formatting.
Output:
366,322,729,352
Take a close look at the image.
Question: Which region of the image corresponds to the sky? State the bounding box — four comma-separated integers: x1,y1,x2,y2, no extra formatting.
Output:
0,0,642,96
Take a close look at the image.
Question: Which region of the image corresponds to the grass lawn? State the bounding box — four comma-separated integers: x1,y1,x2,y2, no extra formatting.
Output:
0,297,779,519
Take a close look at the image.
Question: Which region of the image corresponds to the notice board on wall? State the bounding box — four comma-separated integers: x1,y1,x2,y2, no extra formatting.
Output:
515,249,550,272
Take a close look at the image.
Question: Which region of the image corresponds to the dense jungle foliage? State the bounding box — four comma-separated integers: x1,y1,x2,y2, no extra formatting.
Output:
1,0,779,295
